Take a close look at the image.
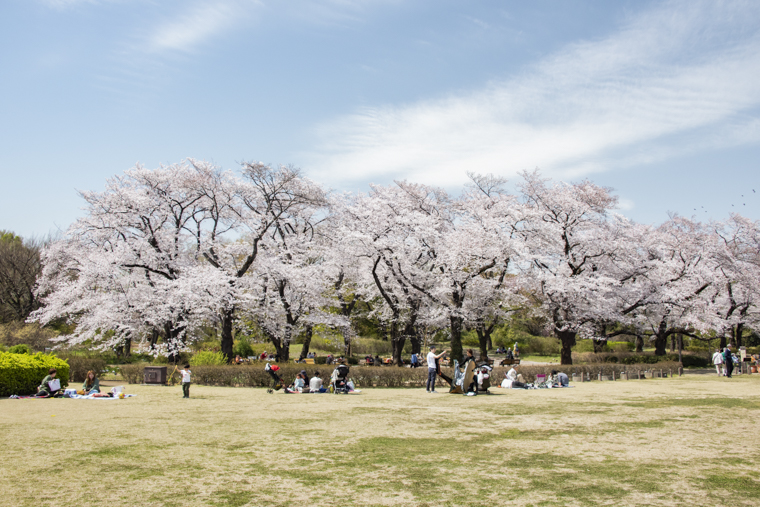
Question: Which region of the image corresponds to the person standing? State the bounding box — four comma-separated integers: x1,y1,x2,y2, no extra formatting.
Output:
179,364,192,398
410,353,419,368
426,346,447,393
723,345,734,378
712,348,724,376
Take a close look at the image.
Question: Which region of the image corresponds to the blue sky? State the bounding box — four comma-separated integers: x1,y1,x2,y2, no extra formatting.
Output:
2,0,759,238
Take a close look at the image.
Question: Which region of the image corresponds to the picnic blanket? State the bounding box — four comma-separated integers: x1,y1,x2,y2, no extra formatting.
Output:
68,394,137,399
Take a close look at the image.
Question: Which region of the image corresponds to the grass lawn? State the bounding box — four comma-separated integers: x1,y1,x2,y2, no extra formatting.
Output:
2,375,759,506
517,354,561,363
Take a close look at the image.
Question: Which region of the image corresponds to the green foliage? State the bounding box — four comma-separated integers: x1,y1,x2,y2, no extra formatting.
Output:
57,353,108,382
0,322,56,351
233,338,255,358
0,351,69,396
572,351,709,367
119,361,682,388
190,350,227,366
351,338,393,356
8,344,31,354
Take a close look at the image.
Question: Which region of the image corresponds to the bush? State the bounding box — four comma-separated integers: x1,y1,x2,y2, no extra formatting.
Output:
0,351,69,396
8,344,31,354
118,363,149,384
190,351,227,366
609,341,635,352
233,340,254,358
57,354,108,382
117,361,682,389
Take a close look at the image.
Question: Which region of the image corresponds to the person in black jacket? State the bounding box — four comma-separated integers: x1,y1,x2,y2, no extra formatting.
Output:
723,345,734,378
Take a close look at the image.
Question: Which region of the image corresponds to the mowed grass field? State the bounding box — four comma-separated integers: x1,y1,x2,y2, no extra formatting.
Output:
1,376,759,507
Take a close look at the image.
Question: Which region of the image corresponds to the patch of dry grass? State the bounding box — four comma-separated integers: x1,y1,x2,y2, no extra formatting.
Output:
1,375,759,506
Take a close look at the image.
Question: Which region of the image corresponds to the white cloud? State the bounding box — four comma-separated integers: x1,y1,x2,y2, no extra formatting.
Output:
146,1,252,54
304,0,760,188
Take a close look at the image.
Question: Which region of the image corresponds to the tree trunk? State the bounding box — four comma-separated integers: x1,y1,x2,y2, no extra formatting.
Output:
653,320,668,356
220,311,234,363
475,325,490,361
410,332,421,355
556,330,576,365
449,315,464,364
719,334,727,349
593,338,607,353
653,334,668,356
389,319,405,366
677,333,683,365
342,326,352,357
670,335,676,352
635,335,644,352
299,324,313,360
149,328,160,350
124,336,131,357
731,324,743,348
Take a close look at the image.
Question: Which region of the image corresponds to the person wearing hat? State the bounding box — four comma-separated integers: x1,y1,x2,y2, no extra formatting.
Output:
723,345,734,378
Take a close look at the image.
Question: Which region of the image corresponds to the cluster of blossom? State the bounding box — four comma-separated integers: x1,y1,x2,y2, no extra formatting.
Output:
30,161,760,364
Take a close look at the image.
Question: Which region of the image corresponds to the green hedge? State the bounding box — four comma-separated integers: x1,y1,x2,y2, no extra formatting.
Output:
57,354,108,382
0,351,70,396
118,362,684,388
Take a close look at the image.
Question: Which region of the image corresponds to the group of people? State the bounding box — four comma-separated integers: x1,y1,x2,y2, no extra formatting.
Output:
712,345,741,378
499,365,569,389
495,343,520,360
26,368,113,398
285,370,330,393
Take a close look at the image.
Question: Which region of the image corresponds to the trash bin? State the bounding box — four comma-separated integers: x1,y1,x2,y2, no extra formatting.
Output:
144,366,167,384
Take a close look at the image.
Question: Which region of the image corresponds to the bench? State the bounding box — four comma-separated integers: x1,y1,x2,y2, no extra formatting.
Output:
499,358,521,367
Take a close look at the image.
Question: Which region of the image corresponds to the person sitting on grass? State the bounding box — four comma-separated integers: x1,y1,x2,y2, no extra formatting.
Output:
550,370,569,387
289,372,307,393
82,370,111,397
309,371,327,393
34,368,62,397
501,365,528,389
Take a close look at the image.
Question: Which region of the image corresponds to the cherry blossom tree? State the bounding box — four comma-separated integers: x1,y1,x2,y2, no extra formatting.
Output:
517,170,627,364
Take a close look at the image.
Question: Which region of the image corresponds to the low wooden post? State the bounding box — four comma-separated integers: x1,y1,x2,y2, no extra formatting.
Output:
638,370,641,380
660,368,663,379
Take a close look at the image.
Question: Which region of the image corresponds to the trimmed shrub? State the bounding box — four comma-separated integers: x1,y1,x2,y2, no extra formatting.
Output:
8,344,31,354
118,361,682,389
190,351,227,366
0,351,69,396
57,354,108,382
118,363,148,384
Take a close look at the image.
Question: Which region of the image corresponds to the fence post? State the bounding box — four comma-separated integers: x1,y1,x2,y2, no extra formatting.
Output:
638,370,641,380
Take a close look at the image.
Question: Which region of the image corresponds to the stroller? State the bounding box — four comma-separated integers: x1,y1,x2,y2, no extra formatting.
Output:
265,363,284,394
330,364,351,394
474,364,492,393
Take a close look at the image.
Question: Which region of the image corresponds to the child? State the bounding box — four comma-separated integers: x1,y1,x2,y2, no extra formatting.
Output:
179,364,191,398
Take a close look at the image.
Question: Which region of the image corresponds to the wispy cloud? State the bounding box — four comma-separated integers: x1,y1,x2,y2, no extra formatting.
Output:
146,1,251,54
304,0,760,187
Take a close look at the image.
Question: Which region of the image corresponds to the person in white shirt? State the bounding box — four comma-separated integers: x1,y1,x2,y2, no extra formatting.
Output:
309,372,324,393
501,365,528,389
712,348,724,376
179,364,191,398
426,346,448,393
